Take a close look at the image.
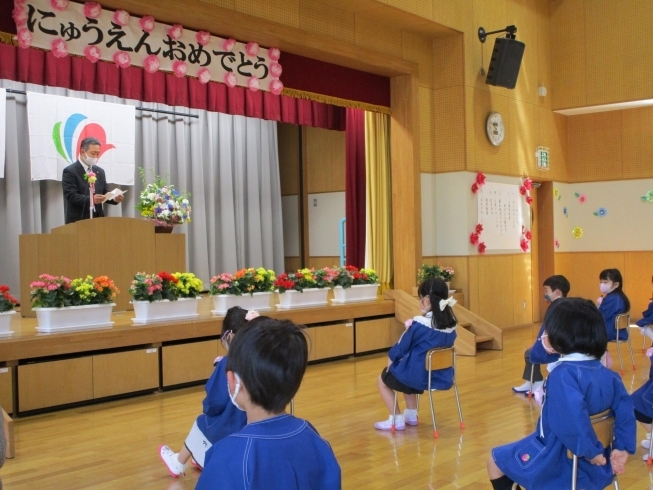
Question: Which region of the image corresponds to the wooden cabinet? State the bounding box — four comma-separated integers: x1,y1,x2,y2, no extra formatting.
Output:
355,317,403,353
314,323,353,360
0,368,13,414
92,349,159,399
162,340,219,387
304,327,318,361
18,358,93,412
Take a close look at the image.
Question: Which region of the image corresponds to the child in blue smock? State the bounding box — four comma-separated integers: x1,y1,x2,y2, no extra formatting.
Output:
197,317,341,490
597,268,630,341
158,306,252,476
635,296,653,343
374,277,457,431
631,348,653,460
487,298,636,490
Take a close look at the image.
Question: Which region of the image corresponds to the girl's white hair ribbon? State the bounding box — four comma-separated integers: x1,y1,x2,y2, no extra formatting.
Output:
439,297,457,311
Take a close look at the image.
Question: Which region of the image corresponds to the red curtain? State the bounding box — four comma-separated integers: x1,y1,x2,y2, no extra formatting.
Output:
0,43,345,130
345,108,366,268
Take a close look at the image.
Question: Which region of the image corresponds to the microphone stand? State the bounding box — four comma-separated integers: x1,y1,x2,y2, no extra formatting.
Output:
89,165,95,220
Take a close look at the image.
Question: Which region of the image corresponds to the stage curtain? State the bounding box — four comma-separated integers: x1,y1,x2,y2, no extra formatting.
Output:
0,80,285,298
0,43,345,131
364,112,393,291
345,108,366,268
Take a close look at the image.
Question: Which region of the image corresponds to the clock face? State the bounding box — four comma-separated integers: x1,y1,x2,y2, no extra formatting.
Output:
486,112,505,146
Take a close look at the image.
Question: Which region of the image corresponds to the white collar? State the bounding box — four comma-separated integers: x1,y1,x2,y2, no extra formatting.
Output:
412,312,456,333
546,353,595,373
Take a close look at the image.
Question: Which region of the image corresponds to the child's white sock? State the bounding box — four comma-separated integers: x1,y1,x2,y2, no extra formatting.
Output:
404,409,417,418
645,326,653,341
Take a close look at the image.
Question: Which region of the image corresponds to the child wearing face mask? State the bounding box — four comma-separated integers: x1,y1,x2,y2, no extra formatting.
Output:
597,269,631,342
512,275,570,395
374,277,457,431
635,279,653,341
487,298,636,490
196,318,341,490
158,306,255,477
630,347,653,460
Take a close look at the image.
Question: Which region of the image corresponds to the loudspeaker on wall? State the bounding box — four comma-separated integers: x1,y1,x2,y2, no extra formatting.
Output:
485,37,525,89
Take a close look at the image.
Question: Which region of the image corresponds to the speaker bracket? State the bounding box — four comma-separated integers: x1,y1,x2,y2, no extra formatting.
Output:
478,25,517,43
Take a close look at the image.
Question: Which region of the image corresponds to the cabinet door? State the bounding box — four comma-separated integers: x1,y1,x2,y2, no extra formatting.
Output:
303,327,318,362
162,340,219,387
19,358,93,412
314,323,353,360
0,368,13,415
355,317,403,353
93,349,159,399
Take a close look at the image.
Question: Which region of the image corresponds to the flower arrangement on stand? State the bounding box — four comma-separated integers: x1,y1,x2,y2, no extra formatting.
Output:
129,271,202,324
135,168,191,233
418,264,455,286
0,285,19,336
274,268,335,309
209,268,276,315
30,274,118,333
331,266,380,304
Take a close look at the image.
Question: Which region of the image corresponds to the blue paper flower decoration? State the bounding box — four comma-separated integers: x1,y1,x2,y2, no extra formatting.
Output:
593,207,607,217
563,206,568,217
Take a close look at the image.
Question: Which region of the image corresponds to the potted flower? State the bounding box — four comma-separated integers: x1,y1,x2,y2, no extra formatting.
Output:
0,285,18,336
331,266,380,304
129,271,202,324
274,268,334,309
31,274,118,333
418,264,455,290
210,268,275,316
135,168,192,233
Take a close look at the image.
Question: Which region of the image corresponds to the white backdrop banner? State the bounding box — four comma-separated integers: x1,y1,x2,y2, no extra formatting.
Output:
16,0,282,93
27,92,135,184
0,89,5,178
477,181,523,250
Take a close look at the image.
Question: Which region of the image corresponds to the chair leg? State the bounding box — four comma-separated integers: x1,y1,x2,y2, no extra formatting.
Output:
428,388,438,438
453,382,464,429
615,339,625,375
571,455,578,490
626,336,636,371
392,391,397,432
2,408,13,459
528,363,535,398
643,328,647,354
648,425,653,465
290,398,295,415
613,476,620,490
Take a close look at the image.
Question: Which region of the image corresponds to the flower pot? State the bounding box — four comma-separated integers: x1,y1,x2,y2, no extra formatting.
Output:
132,297,201,325
34,303,115,333
331,284,380,304
211,292,273,316
154,225,174,234
0,310,16,336
276,288,329,309
446,281,451,290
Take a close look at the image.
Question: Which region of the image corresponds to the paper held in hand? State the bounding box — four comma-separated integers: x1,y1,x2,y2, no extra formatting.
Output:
103,188,127,202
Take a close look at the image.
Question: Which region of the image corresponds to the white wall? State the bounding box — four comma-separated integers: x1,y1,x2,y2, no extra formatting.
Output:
421,171,531,256
308,191,345,257
281,195,300,257
553,179,653,252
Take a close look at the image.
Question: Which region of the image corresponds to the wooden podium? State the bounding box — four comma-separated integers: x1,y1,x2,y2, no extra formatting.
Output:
19,218,186,316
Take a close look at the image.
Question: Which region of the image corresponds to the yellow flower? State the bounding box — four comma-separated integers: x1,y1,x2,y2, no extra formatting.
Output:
572,226,583,239
553,188,560,200
255,275,263,282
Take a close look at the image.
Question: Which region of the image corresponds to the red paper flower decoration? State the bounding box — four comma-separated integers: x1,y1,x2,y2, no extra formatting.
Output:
245,42,259,57
84,45,101,63
197,67,211,84
16,28,32,49
268,47,281,61
247,76,260,92
524,230,532,241
476,224,484,234
476,172,486,186
270,62,283,78
168,24,183,40
50,0,69,11
471,182,479,193
196,31,211,47
113,51,131,68
269,79,284,95
223,38,236,51
224,72,237,88
143,55,160,73
83,2,102,19
519,186,526,196
523,178,533,191
520,238,530,253
525,195,533,206
470,232,479,245
51,38,68,58
554,239,560,249
478,242,487,254
112,9,130,26
12,7,28,26
172,60,187,78
139,15,155,33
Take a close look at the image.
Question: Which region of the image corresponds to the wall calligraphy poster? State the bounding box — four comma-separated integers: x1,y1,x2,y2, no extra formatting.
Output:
477,181,524,250
0,89,5,178
27,92,135,184
14,0,283,93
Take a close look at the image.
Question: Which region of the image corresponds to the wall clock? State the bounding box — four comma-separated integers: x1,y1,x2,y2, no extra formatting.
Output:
486,112,504,146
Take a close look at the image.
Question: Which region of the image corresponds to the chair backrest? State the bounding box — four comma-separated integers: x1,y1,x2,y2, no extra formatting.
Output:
425,346,455,371
566,409,614,459
615,313,630,331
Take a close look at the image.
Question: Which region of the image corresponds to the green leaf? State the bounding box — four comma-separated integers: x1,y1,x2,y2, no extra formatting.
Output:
52,122,69,162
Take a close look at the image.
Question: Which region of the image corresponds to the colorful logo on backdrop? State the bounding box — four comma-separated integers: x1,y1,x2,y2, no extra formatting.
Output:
52,114,116,163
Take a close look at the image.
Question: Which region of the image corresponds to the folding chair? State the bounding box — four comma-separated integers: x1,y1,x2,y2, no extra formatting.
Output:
642,324,653,354
647,422,653,465
610,313,635,375
567,409,619,490
392,346,464,437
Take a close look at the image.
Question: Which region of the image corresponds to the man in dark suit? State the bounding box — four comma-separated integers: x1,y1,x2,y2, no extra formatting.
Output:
62,137,124,224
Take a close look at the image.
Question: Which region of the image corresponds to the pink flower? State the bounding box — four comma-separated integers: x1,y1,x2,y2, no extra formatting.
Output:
224,72,237,88
112,9,130,26
113,51,131,68
139,15,155,33
247,76,259,92
470,232,479,245
478,242,487,254
268,47,280,61
554,239,560,249
476,224,483,234
524,230,532,241
476,172,486,186
47,284,58,291
197,67,211,84
218,283,229,290
51,38,68,58
269,79,284,95
172,60,187,78
578,194,587,204
471,182,479,193
520,238,529,252
245,42,259,57
12,7,27,26
270,62,282,78
50,0,69,11
519,186,526,196
196,31,211,46
167,24,183,40
143,54,160,73
14,0,26,5
83,2,101,18
223,38,236,51
525,195,533,206
523,178,533,191
84,45,101,63
245,310,260,321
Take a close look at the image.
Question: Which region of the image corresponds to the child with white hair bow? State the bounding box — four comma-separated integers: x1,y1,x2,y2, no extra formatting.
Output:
374,277,458,431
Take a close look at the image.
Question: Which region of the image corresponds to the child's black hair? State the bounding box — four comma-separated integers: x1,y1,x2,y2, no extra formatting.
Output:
416,278,457,330
542,275,570,297
226,317,308,413
222,306,248,336
599,268,630,312
545,297,607,359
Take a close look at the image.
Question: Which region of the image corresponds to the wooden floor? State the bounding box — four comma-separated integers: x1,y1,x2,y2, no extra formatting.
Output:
4,325,653,489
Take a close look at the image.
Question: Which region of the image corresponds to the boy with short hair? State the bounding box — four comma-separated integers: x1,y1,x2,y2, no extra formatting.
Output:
512,275,570,395
196,317,341,490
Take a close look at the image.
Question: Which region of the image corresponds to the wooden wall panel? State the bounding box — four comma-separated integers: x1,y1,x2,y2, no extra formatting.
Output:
314,323,354,359
509,99,540,177
306,127,346,194
567,112,622,182
354,15,403,57
402,32,433,89
0,368,13,415
624,252,653,323
298,0,355,44
512,254,533,327
419,87,435,173
538,109,568,182
278,123,300,196
421,256,468,306
162,341,219,387
284,257,301,273
621,108,653,180
434,86,466,173
432,34,464,90
307,257,340,270
478,255,514,328
234,0,300,28
92,349,159,399
506,0,539,106
355,317,403,353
